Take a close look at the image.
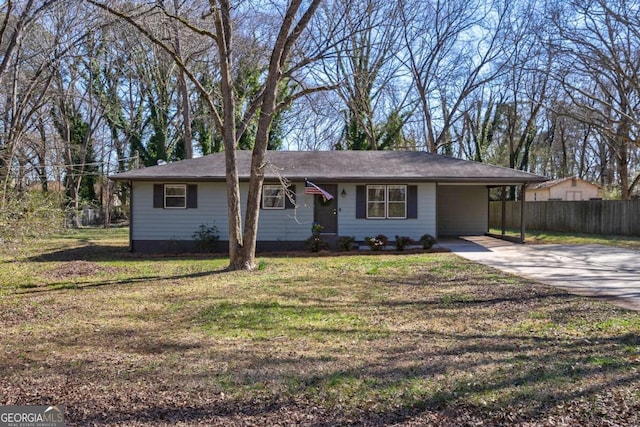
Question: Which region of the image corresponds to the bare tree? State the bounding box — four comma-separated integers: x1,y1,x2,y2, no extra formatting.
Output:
552,0,640,198
0,0,88,209
457,92,502,163
503,8,554,174
0,0,121,236
50,27,104,226
329,0,408,150
89,0,333,270
534,99,607,184
399,0,512,153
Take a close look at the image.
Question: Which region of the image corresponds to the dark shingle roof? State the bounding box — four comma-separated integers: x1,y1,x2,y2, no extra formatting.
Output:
110,150,546,184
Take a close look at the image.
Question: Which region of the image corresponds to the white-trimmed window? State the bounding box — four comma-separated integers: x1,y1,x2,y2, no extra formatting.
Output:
367,185,386,219
366,185,407,219
164,184,186,208
387,185,407,218
262,184,285,209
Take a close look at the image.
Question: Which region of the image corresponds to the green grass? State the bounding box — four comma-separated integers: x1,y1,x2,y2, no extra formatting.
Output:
490,227,640,250
1,228,639,426
197,301,379,340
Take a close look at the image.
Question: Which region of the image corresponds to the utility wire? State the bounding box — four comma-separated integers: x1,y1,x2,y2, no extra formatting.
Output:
25,155,138,170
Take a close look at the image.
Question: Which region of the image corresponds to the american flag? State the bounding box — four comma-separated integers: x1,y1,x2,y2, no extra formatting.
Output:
304,180,334,201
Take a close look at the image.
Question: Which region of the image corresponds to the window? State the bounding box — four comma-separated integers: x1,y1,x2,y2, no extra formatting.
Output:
262,185,285,209
164,184,186,208
367,185,386,218
153,184,197,209
387,185,407,218
366,185,407,219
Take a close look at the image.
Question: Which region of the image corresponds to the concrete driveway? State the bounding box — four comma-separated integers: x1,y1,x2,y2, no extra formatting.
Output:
439,236,640,311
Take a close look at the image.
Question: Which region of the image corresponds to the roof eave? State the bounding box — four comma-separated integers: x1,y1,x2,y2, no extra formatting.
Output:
110,175,546,184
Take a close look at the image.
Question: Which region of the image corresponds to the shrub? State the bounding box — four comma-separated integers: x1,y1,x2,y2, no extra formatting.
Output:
395,235,413,251
0,191,64,244
337,236,356,251
311,222,324,235
418,233,437,249
192,224,220,252
306,235,329,252
365,234,388,251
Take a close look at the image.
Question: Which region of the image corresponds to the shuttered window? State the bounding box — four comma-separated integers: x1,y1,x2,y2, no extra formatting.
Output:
165,184,186,208
153,184,197,209
357,184,417,219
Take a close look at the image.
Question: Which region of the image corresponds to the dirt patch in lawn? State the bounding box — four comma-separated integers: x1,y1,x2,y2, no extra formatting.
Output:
45,260,127,279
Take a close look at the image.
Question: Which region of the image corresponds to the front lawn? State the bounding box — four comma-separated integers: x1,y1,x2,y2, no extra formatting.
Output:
1,229,639,426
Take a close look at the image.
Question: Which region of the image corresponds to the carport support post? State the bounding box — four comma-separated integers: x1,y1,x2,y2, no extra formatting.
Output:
520,183,527,243
501,186,506,236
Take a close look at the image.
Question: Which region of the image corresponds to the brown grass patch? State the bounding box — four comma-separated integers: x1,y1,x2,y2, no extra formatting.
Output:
45,260,128,279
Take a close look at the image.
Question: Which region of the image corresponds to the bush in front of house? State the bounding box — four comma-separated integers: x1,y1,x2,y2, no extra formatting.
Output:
364,234,388,251
311,222,324,236
418,233,437,249
337,236,356,251
394,235,413,251
192,224,220,252
306,235,329,252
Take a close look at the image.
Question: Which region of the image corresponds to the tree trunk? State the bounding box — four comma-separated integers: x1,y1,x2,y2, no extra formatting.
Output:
172,11,193,159
211,1,246,270
89,0,323,270
223,0,320,270
616,116,631,200
177,70,193,159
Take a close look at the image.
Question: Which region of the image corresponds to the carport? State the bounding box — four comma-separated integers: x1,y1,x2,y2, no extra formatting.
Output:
436,182,530,243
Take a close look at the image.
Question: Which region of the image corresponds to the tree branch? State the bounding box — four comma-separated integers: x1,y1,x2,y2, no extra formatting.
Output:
86,0,223,133
155,4,218,41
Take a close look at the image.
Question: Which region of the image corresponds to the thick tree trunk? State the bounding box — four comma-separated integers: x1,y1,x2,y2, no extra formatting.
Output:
240,94,279,270
232,0,296,271
212,1,245,270
224,148,245,269
236,158,262,270
222,0,320,271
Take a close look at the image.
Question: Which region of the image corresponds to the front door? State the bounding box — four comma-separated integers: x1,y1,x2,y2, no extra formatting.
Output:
313,184,338,234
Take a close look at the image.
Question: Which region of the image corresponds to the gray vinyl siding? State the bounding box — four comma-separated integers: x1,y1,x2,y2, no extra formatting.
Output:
252,183,313,241
338,183,436,241
132,181,312,241
437,185,488,236
132,182,228,240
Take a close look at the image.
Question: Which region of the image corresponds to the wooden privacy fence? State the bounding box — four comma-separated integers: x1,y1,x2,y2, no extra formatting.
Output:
489,200,640,237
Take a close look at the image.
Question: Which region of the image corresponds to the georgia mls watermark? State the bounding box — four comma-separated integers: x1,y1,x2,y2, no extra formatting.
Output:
0,406,65,427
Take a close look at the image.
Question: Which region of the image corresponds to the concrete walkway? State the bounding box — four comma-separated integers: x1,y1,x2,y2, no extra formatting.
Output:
439,236,640,311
